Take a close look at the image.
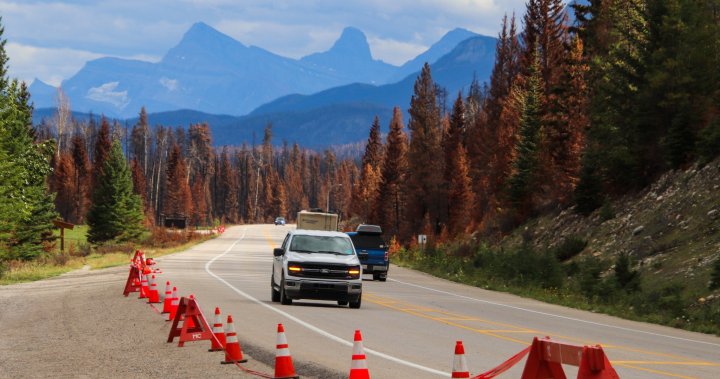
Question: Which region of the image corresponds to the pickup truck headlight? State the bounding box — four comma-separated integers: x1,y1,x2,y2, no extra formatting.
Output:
347,265,361,279
288,264,302,274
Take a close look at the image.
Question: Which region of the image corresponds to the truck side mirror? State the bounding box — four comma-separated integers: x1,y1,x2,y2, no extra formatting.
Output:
273,248,284,257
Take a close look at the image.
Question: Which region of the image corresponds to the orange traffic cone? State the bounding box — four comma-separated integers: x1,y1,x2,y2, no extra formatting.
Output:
349,329,370,379
451,341,470,378
138,274,149,299
209,307,226,352
274,323,299,379
165,287,179,321
221,315,247,364
147,275,161,303
161,281,172,313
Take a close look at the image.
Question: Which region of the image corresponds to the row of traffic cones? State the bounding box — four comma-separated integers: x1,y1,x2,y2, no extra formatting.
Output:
126,261,370,379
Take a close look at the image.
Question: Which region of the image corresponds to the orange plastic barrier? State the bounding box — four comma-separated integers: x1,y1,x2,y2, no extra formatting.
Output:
166,296,222,348
520,337,620,379
122,265,142,296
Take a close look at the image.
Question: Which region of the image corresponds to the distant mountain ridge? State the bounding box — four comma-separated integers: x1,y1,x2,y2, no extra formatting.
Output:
32,33,498,149
29,22,485,119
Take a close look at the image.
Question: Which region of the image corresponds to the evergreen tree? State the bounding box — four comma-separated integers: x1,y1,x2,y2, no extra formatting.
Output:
86,141,144,244
130,158,153,226
374,108,408,238
468,14,521,225
507,52,544,215
447,144,474,236
351,116,384,221
710,258,720,290
163,144,193,222
92,117,113,187
614,252,640,292
585,0,649,191
405,63,444,237
0,23,57,259
130,107,151,180
70,135,91,224
53,153,75,221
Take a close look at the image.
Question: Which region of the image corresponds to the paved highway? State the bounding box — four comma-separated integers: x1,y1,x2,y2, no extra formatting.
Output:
158,224,720,378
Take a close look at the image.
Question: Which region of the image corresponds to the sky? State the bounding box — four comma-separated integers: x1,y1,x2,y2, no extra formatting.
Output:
0,0,528,87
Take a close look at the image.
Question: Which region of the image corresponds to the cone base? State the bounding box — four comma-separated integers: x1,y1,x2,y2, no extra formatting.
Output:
221,359,248,364
209,348,224,352
274,376,299,379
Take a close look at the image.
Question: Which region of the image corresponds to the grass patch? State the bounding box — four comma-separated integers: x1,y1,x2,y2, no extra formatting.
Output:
1,228,217,285
394,242,720,336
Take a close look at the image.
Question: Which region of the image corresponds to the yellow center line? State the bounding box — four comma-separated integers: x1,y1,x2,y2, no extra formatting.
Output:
259,228,717,377
614,361,719,366
613,363,698,379
364,292,719,378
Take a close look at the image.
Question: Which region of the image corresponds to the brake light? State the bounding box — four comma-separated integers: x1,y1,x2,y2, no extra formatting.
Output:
384,251,389,262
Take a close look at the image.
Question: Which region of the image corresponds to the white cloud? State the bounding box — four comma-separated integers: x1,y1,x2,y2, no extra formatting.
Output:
86,82,130,109
1,0,529,83
159,77,178,91
367,37,428,65
5,42,103,86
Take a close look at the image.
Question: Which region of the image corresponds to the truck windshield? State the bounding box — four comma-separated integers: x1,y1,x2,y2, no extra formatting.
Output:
349,234,385,250
290,235,355,255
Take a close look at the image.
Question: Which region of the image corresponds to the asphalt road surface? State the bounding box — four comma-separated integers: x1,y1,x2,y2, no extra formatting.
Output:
155,224,720,379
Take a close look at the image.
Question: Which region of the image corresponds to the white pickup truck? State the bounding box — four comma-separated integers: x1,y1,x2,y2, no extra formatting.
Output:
271,229,363,308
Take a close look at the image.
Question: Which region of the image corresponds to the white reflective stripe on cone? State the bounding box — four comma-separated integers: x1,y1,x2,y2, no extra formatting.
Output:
453,354,468,372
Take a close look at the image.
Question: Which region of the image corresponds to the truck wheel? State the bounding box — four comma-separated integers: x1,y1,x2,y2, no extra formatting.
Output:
271,276,280,302
280,277,292,305
372,273,380,281
337,300,348,306
349,295,361,309
378,274,387,282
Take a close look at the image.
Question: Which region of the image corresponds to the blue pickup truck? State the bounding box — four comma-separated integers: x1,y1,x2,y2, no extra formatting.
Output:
346,224,389,281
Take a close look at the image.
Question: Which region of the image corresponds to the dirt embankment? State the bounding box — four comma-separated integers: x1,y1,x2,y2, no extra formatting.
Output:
503,157,720,295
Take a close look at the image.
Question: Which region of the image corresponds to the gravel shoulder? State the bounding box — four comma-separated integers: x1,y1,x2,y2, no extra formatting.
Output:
0,265,275,378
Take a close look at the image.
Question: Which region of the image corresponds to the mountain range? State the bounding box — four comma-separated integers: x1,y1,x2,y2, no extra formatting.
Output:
30,22,497,147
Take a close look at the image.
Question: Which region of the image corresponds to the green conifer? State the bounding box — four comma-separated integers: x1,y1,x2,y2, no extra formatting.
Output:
87,141,144,244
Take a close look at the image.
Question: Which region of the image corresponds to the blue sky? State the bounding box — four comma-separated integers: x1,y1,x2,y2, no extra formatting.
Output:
1,0,528,86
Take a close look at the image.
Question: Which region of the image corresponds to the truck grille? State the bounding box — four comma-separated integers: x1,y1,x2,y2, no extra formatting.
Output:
288,262,356,280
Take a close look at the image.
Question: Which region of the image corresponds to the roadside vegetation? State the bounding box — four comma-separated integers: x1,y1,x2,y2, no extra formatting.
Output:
0,225,215,285
394,239,720,336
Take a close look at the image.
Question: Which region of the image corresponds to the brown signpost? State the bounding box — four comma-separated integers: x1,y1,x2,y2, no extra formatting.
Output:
52,219,75,253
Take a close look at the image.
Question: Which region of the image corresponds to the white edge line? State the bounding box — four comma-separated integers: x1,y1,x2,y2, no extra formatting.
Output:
390,278,720,348
203,227,449,377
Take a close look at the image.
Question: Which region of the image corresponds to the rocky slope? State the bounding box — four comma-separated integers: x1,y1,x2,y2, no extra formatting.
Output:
502,157,720,298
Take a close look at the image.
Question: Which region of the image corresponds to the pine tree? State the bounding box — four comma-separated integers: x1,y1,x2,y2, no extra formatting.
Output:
53,153,76,221
374,107,408,238
447,144,474,236
86,141,144,244
405,63,444,237
508,52,544,215
351,116,384,221
70,135,91,224
219,147,239,223
163,144,193,222
130,107,151,181
468,14,521,225
188,123,214,221
0,25,57,260
190,178,208,226
93,117,113,187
